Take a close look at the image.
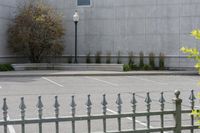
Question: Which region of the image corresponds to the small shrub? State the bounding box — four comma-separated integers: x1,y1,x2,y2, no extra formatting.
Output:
131,64,139,70
159,52,165,70
117,51,121,64
149,52,155,69
143,64,152,70
0,64,14,71
139,51,144,69
127,51,139,70
68,55,72,63
95,51,101,64
86,52,91,64
123,64,131,71
128,51,134,65
106,51,111,64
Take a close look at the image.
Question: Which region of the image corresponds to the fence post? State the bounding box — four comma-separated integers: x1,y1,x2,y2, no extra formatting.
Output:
54,96,60,133
131,93,137,130
2,98,8,133
159,92,165,133
101,94,107,133
71,96,76,133
116,94,122,132
37,96,43,133
86,95,92,133
19,97,26,133
173,90,182,133
189,90,196,133
145,92,152,133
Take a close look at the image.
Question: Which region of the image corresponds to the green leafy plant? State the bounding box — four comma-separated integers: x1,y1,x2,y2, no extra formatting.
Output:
149,52,155,69
0,64,14,71
8,0,65,63
128,51,138,70
95,51,101,64
123,64,131,71
143,64,152,70
159,52,165,70
106,51,111,64
128,51,134,65
139,51,144,69
131,64,139,70
86,52,91,64
117,51,121,64
180,29,200,125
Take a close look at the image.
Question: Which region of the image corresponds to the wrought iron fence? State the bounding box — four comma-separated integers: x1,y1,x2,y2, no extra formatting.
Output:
0,90,199,133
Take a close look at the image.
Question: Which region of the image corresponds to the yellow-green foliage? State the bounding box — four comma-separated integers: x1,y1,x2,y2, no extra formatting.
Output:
181,29,200,73
180,47,200,72
180,29,200,125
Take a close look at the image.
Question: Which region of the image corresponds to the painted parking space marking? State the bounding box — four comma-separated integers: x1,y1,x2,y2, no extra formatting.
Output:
85,77,118,87
107,108,169,133
7,115,16,133
42,77,64,87
127,76,168,85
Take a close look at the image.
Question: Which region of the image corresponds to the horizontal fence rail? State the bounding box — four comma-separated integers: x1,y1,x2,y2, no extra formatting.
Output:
0,90,199,133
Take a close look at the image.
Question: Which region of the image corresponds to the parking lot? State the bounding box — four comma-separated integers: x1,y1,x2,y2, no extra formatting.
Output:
0,75,200,133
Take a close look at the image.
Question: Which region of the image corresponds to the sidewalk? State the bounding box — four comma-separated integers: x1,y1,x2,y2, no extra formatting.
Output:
0,70,198,77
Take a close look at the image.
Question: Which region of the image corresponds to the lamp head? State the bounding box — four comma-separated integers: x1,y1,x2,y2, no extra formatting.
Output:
73,10,79,22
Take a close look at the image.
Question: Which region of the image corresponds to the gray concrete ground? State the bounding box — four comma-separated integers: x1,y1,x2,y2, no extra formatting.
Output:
0,72,200,132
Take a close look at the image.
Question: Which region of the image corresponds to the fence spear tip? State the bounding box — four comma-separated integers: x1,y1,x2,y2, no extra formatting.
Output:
159,92,165,103
189,90,196,101
19,97,26,110
86,94,92,106
2,98,8,111
116,93,122,105
131,93,137,104
37,96,43,109
71,95,76,107
101,94,107,106
54,96,60,108
145,92,152,104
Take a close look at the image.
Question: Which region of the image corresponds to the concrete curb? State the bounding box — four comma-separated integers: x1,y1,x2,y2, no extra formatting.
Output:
0,71,198,77
11,63,123,71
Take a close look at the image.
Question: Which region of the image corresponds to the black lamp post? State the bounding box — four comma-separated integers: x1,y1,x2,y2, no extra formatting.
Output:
73,10,79,63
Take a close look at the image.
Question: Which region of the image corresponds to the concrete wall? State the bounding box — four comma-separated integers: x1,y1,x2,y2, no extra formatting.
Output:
0,0,200,68
0,0,17,62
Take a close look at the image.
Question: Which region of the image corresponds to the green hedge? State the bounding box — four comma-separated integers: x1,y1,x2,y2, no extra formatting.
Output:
0,64,14,71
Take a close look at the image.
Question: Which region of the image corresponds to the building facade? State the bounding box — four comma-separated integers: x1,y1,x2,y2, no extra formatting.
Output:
0,0,200,68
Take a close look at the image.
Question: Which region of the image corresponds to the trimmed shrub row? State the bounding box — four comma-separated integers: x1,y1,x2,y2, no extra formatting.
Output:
123,52,165,71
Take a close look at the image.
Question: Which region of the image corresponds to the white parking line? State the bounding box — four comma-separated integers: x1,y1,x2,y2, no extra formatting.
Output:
127,76,168,85
85,77,118,87
7,115,16,133
107,108,169,133
42,77,64,87
0,86,2,89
